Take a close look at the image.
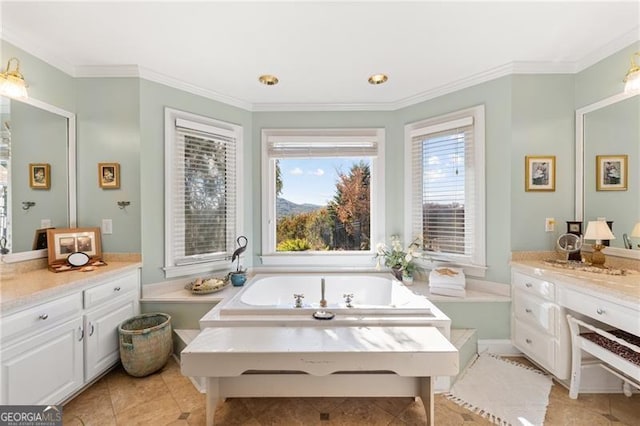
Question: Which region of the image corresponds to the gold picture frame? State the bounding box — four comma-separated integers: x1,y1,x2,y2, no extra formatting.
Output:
29,163,50,189
98,162,120,189
525,155,555,192
47,227,102,265
596,155,627,191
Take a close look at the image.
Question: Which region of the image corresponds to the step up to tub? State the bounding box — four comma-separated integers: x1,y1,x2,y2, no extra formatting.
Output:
450,328,478,385
174,329,206,392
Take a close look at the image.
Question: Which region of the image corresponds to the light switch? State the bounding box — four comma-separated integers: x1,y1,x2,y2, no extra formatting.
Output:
102,219,113,235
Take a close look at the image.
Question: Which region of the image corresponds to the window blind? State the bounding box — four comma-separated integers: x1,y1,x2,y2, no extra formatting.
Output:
267,138,378,158
172,123,236,265
411,122,475,258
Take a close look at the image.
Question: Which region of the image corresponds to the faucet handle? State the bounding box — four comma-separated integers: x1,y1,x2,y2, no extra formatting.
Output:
343,293,354,307
293,293,304,308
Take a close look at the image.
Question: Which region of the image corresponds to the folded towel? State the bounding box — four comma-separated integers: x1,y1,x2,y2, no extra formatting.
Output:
430,281,466,290
429,267,466,287
429,286,467,298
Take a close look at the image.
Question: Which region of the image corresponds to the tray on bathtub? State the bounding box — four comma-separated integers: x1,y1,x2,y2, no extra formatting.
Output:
185,276,230,295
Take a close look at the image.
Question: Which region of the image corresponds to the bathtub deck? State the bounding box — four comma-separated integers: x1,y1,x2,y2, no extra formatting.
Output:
181,325,458,425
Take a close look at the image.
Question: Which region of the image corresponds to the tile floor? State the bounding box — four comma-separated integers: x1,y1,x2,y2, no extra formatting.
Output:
63,357,640,425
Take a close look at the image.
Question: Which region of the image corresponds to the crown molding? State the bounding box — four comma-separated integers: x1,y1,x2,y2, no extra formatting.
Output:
75,65,140,78
251,101,397,112
574,27,640,73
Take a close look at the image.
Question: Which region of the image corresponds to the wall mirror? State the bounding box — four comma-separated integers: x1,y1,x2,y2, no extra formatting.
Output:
576,91,639,259
0,96,76,262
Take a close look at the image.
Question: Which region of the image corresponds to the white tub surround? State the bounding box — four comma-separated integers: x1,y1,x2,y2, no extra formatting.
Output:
182,325,458,426
510,260,639,394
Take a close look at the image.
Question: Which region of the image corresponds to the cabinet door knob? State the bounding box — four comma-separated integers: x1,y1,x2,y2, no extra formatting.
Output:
114,287,121,292
525,338,532,344
525,283,532,288
525,308,532,313
39,314,49,320
596,308,605,315
89,323,95,336
78,326,84,341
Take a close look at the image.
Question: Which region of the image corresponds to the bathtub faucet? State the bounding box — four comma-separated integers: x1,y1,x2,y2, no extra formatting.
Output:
320,278,327,308
343,293,354,308
293,293,304,308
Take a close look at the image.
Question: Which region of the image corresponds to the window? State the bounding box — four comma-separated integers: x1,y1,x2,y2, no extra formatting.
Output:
405,105,485,274
164,108,243,278
261,129,385,267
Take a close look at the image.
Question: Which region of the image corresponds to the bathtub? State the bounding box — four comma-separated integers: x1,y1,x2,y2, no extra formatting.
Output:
201,273,450,336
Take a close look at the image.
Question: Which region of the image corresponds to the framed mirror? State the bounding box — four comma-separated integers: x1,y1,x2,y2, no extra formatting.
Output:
575,91,639,260
0,96,76,262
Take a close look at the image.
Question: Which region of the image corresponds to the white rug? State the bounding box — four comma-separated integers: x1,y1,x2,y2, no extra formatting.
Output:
446,353,552,426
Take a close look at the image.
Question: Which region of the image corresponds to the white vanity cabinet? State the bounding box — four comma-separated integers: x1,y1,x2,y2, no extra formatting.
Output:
0,267,140,405
511,270,570,380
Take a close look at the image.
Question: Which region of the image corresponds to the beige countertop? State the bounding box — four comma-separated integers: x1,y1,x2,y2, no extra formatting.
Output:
511,260,639,306
1,261,142,314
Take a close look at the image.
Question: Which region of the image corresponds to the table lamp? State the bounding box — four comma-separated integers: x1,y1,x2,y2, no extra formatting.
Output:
631,222,640,248
583,221,616,266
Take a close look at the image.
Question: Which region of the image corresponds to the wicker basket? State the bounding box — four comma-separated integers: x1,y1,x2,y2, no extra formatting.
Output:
118,313,172,377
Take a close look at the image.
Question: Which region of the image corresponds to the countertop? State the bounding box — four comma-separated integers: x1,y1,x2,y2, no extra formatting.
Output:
0,261,142,314
511,260,639,306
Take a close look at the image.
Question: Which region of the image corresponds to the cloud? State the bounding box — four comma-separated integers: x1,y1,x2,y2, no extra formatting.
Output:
309,168,325,176
289,167,303,175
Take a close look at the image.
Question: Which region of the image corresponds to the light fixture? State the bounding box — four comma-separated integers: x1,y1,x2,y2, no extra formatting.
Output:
258,74,279,86
368,74,388,85
623,51,640,94
631,222,640,248
583,220,616,266
0,57,28,99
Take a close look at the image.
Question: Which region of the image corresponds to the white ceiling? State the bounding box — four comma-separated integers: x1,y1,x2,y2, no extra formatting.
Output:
1,1,639,111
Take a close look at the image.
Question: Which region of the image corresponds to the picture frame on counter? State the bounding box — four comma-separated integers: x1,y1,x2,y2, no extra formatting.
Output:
47,227,103,271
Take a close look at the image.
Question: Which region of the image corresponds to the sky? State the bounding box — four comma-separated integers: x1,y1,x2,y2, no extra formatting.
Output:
278,157,369,206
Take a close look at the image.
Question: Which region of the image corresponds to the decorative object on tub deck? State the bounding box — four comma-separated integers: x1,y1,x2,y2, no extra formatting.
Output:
229,235,248,286
525,155,555,192
185,276,230,295
375,235,421,282
429,267,466,297
98,162,120,189
29,163,50,189
46,227,106,272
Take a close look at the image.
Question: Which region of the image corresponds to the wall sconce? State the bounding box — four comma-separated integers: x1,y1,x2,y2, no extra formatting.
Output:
631,222,640,249
117,201,131,209
583,220,616,266
0,57,28,99
21,201,36,210
623,51,640,94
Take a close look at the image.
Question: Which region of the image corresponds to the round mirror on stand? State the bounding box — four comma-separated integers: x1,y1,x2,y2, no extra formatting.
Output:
556,233,583,262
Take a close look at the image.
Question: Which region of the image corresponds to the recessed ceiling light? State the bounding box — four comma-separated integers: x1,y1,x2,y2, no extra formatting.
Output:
259,74,279,86
368,74,388,85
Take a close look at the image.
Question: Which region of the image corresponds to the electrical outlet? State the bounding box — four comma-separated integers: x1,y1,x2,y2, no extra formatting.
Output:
545,217,555,232
102,219,113,235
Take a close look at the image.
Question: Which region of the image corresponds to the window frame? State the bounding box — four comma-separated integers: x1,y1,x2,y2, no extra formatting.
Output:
260,128,385,268
163,107,244,278
404,105,486,277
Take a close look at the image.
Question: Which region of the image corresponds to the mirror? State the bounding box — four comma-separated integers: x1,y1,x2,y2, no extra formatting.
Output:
576,91,639,259
0,96,76,261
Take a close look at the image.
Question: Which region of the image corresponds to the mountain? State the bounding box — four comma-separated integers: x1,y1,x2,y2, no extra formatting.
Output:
276,197,323,219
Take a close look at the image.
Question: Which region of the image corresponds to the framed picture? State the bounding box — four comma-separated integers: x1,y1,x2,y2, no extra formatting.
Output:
525,156,555,192
566,221,582,235
29,163,50,189
32,227,52,250
596,155,627,191
98,162,120,189
47,227,102,264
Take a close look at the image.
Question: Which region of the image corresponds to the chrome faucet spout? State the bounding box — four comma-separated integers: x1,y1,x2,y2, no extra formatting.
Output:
320,278,327,308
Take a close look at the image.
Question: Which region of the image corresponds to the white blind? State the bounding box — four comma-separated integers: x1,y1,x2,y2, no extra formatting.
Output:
172,122,236,265
411,122,475,258
267,138,378,158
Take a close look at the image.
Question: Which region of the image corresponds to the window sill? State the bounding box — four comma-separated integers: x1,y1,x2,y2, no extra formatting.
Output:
415,257,487,278
163,260,230,279
259,253,376,270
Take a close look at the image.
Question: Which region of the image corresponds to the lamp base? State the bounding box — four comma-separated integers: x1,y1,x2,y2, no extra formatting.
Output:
591,244,606,266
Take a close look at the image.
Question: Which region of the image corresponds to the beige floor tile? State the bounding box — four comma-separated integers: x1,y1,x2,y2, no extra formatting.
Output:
328,398,396,425
244,397,323,425
106,365,169,414
608,393,640,426
544,401,613,426
114,391,183,425
63,379,116,426
368,397,415,417
212,398,257,425
302,397,347,413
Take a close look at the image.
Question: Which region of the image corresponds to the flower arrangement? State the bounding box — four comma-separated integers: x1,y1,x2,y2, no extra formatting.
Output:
375,235,421,277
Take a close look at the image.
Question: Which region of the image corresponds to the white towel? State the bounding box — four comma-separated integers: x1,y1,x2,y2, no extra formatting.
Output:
429,267,466,287
430,286,467,298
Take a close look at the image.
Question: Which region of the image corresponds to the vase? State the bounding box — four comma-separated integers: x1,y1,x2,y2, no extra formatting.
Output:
402,273,414,285
391,267,403,281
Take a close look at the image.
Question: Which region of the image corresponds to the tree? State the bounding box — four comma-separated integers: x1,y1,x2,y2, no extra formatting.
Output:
275,160,283,197
328,161,371,250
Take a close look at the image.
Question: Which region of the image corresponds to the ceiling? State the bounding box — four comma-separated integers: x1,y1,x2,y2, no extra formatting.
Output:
1,1,639,111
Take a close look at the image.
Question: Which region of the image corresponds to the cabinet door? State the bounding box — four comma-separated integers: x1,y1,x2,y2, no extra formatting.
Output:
0,317,83,405
84,297,138,382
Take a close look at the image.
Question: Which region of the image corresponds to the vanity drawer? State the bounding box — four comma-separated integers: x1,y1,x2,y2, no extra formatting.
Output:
84,271,139,310
1,292,83,342
512,272,555,301
513,290,556,334
514,319,555,373
559,287,639,336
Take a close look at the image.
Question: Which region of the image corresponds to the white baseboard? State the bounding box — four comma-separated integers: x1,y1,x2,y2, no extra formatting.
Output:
478,339,520,355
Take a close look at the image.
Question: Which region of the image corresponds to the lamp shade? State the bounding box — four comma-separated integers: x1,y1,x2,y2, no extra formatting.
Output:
631,222,640,238
624,52,640,94
584,221,615,242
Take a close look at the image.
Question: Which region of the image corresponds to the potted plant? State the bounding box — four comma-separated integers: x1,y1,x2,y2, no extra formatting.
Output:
375,235,421,283
229,236,248,286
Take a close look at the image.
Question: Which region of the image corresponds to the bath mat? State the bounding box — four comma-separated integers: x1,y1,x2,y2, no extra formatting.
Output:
446,353,552,426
